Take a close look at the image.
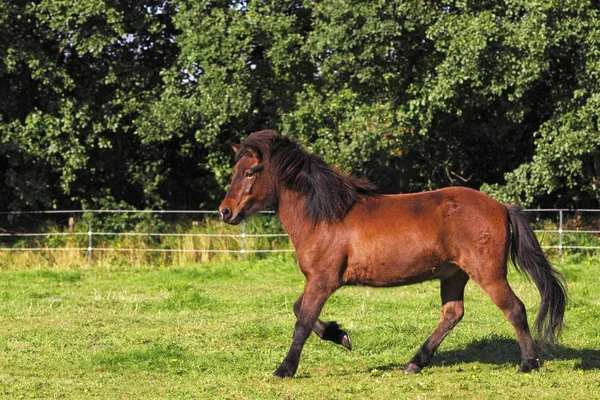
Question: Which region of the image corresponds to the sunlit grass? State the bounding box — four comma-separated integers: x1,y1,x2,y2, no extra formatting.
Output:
0,255,598,398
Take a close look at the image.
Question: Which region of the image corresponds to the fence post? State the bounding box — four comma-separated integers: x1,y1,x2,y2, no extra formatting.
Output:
558,209,563,262
241,220,246,259
88,221,93,265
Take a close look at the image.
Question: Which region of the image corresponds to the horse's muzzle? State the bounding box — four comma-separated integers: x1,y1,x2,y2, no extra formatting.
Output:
219,205,243,225
219,206,232,221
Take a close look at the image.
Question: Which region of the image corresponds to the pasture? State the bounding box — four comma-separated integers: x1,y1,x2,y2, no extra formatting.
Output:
0,255,599,399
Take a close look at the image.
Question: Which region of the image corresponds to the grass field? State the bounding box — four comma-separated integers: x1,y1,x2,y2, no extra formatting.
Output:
0,255,599,399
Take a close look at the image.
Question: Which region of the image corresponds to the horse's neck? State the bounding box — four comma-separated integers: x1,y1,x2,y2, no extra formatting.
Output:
276,189,312,249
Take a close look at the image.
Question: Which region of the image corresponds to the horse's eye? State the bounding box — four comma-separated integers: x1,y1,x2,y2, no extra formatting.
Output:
245,171,255,178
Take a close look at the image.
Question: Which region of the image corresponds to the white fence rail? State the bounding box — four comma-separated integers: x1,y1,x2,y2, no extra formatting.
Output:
1,209,599,262
524,209,600,259
0,210,294,263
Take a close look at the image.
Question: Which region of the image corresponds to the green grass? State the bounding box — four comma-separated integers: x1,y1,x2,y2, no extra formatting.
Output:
0,255,599,399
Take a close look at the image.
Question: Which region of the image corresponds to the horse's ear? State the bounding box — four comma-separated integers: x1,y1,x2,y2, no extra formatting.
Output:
231,143,260,160
231,143,241,154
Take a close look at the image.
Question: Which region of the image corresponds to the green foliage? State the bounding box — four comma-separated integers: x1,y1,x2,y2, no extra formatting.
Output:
1,0,599,210
484,93,600,206
480,2,600,207
0,0,184,210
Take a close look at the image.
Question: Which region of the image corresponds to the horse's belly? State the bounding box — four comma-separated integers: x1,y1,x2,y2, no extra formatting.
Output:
342,247,455,287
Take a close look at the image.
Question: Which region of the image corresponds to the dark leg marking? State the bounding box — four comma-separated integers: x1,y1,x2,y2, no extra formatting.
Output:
472,275,539,373
293,295,351,350
405,270,469,373
274,279,336,378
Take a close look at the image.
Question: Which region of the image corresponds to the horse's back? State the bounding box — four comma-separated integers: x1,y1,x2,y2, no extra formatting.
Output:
352,186,507,237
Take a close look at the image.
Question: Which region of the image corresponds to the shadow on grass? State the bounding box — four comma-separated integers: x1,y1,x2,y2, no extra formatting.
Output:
375,335,600,372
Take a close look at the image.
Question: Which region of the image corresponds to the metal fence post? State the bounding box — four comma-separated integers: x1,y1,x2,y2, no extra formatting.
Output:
558,209,563,262
88,222,93,265
241,220,246,259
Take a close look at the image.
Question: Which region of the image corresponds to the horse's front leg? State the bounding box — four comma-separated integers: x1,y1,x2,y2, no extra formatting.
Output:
293,295,351,350
274,278,336,378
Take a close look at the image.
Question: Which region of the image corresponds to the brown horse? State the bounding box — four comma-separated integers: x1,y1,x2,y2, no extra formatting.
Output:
219,130,567,378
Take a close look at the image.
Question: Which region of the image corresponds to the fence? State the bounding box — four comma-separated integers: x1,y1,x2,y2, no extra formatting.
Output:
1,209,599,262
0,210,293,264
523,209,600,260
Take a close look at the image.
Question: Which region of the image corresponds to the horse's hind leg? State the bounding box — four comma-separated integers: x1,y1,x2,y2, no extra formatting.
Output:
405,270,470,373
473,275,539,372
293,295,352,350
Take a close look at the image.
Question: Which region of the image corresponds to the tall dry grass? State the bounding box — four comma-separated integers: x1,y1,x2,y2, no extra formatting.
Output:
0,213,293,269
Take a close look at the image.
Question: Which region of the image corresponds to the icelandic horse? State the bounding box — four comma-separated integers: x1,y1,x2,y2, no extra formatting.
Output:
219,130,567,378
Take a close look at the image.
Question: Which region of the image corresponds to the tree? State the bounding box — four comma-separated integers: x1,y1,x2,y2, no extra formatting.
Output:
1,0,599,211
0,0,181,210
481,3,600,207
282,0,600,207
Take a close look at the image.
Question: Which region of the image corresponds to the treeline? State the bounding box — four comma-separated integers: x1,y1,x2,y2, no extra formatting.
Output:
1,0,599,211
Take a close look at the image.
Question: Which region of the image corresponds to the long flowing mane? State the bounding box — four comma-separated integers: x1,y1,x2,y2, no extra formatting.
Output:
238,130,376,223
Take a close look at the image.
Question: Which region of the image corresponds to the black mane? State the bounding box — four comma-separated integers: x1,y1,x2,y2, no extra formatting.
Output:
239,130,376,223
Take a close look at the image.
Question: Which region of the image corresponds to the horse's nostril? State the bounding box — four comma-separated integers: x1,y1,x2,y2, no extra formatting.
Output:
220,207,232,220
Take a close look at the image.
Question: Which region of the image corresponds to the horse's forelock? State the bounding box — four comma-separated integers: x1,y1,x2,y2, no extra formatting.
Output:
238,130,283,161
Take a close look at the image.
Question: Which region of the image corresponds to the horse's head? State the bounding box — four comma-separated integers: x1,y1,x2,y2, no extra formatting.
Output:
219,143,275,225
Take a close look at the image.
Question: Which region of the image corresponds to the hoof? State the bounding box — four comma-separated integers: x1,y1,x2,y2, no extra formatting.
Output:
404,363,422,374
323,322,352,350
518,359,540,373
273,364,296,379
341,332,352,351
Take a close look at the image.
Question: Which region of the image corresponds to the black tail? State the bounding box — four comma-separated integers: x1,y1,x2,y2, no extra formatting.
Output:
506,205,567,347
